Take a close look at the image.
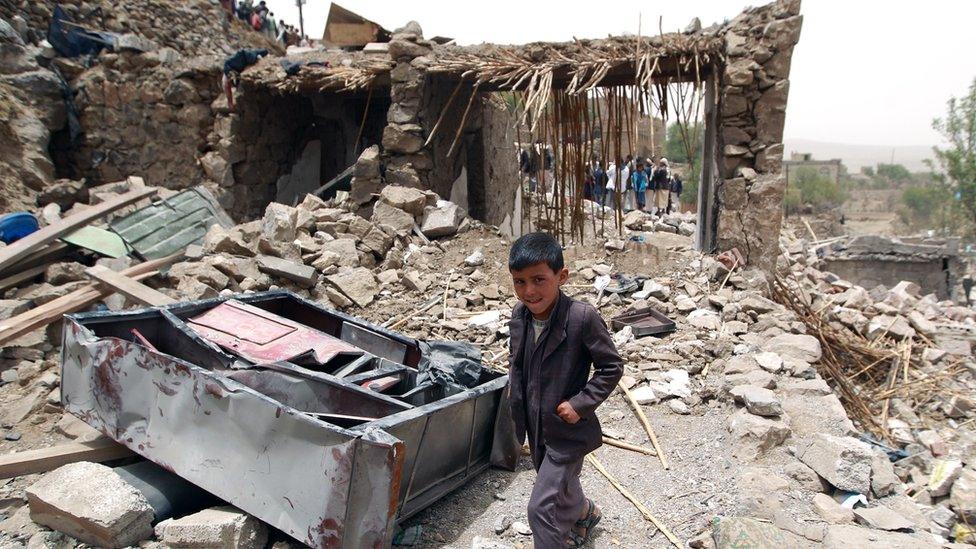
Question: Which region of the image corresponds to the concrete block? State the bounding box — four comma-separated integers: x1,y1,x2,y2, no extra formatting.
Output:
155,506,267,549
26,462,154,548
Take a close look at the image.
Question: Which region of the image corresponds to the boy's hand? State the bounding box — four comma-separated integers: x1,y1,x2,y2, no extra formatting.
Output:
556,401,580,424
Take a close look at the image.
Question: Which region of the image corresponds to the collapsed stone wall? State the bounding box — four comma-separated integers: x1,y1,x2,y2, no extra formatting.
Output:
713,0,802,269
0,0,277,58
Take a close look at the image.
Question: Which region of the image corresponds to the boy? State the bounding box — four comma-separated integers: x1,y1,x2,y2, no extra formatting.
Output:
507,232,623,547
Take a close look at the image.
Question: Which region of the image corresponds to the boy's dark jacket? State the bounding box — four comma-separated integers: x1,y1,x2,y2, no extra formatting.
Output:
508,292,623,462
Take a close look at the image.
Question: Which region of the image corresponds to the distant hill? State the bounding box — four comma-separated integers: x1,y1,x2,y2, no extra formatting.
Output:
783,139,936,173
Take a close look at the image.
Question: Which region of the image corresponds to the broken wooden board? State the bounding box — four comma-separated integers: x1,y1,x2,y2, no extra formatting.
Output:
0,437,134,479
0,253,181,345
85,265,176,306
0,187,157,275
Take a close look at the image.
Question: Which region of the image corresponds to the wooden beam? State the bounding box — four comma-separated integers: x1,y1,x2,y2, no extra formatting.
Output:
0,252,182,346
0,186,157,275
0,264,46,292
0,437,134,479
0,242,69,279
86,265,176,307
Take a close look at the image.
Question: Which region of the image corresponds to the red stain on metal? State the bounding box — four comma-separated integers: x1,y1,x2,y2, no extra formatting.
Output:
307,518,343,549
204,383,225,399
93,359,122,412
387,442,406,520
152,381,177,396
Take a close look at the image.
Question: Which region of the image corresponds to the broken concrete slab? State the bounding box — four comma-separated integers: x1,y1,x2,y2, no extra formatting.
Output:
154,506,267,549
796,434,873,494
821,524,939,549
713,516,813,549
950,468,976,521
853,506,914,531
255,255,318,288
812,493,853,524
26,462,154,548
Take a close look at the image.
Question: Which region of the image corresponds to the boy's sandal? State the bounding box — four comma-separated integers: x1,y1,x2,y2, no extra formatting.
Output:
575,498,602,531
566,530,585,548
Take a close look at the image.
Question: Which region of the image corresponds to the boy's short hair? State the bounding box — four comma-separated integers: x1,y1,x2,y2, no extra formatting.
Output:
509,232,564,272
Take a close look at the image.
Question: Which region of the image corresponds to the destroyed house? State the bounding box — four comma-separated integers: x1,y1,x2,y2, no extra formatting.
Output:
222,0,802,269
60,291,508,547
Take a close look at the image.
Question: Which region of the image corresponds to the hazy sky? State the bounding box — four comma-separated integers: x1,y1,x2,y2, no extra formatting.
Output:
264,0,976,148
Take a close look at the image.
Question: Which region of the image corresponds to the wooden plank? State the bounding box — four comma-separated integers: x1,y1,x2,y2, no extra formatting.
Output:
0,186,157,275
0,264,46,292
0,437,134,479
0,252,182,345
0,242,69,279
86,265,176,306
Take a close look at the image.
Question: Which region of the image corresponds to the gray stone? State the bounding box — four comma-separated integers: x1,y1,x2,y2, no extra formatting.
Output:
762,333,821,363
202,225,254,257
728,408,791,460
822,524,939,549
371,201,415,235
327,268,379,308
155,506,266,549
261,203,297,243
26,462,154,548
870,453,901,497
796,434,873,494
852,506,914,531
255,255,317,287
630,385,659,405
739,294,777,314
812,493,853,524
950,468,976,521
493,514,512,535
382,124,424,154
867,315,916,341
713,516,809,549
0,299,29,320
730,385,783,417
421,202,463,238
928,459,963,497
320,238,361,268
379,185,427,217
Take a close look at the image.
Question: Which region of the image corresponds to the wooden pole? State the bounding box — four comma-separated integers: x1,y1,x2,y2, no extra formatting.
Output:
602,436,656,456
586,455,681,548
618,382,669,469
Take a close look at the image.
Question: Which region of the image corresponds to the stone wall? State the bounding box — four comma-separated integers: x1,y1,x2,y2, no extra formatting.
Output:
212,83,390,220
824,258,956,300
713,0,802,270
68,55,220,189
480,97,520,228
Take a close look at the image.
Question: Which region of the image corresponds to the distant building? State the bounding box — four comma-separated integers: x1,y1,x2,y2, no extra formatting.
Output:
783,152,845,184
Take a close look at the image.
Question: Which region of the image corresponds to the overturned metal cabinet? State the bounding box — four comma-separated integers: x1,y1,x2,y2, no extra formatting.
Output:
60,291,507,548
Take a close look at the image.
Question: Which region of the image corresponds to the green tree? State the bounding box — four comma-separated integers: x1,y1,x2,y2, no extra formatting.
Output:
876,163,911,183
785,166,846,214
899,185,955,233
931,78,976,237
664,122,702,205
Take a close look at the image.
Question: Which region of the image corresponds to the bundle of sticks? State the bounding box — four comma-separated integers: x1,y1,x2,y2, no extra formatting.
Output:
769,274,966,443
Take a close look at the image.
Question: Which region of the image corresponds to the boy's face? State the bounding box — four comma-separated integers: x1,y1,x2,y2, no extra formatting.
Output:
510,262,569,320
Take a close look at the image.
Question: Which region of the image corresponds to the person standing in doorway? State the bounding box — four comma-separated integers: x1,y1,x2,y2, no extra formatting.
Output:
652,158,671,215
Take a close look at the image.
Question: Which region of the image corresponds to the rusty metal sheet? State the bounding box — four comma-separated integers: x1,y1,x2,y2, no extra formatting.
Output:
187,300,364,368
60,290,508,548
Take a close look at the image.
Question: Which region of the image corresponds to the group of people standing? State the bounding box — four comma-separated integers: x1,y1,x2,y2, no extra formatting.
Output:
219,0,305,47
586,156,683,216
